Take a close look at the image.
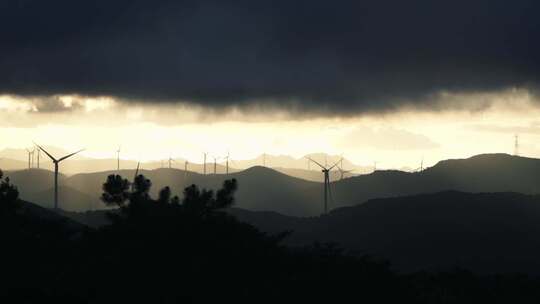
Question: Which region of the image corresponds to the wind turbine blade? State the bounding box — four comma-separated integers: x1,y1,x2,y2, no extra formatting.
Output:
328,158,343,170
34,143,57,162
58,149,85,162
306,157,325,169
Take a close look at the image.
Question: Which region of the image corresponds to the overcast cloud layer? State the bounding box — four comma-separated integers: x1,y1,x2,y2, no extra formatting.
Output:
1,0,539,114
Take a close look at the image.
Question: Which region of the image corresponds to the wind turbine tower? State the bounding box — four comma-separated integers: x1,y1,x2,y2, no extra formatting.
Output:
184,160,188,178
224,152,230,175
116,146,121,171
35,144,84,210
168,155,174,169
306,157,341,215
26,148,33,169
213,156,218,174
337,163,353,181
36,146,40,169
514,134,520,156
203,152,207,175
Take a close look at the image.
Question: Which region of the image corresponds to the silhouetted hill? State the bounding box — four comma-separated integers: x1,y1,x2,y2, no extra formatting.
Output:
331,153,540,210
17,200,88,233
4,169,65,194
9,153,540,216
424,153,540,192
229,191,540,274
11,191,540,302
24,186,103,211
61,209,113,228
220,166,322,215
5,190,405,303
62,190,540,274
64,166,321,216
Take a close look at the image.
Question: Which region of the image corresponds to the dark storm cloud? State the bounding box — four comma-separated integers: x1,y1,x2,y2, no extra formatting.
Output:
0,0,539,114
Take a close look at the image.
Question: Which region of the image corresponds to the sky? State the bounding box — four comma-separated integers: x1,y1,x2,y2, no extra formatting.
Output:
1,1,539,169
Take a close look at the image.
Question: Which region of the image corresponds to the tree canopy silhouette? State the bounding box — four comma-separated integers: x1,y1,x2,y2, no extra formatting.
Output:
100,174,130,207
0,170,20,215
101,173,239,221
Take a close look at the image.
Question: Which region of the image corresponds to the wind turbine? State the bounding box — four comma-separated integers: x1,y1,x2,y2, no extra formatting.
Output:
35,146,40,169
116,146,121,171
415,157,424,172
203,152,207,175
306,156,342,215
168,155,175,169
224,152,230,175
31,148,35,168
337,167,353,180
184,160,188,178
212,156,219,174
25,148,33,169
35,144,84,210
337,160,353,181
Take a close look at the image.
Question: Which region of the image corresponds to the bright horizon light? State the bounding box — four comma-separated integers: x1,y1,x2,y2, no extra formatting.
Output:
0,89,539,169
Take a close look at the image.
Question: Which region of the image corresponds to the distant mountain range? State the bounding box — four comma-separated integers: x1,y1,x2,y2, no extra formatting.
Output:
61,167,322,215
0,147,370,176
230,153,372,172
4,153,540,217
273,167,356,182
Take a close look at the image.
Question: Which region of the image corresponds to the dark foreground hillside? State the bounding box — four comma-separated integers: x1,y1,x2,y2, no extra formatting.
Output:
231,191,540,274
69,190,540,274
4,171,540,303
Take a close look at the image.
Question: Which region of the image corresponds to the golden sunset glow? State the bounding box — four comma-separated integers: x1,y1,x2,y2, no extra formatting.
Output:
0,89,538,169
